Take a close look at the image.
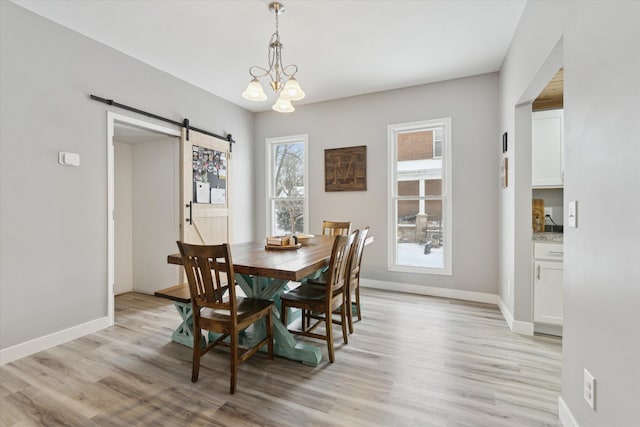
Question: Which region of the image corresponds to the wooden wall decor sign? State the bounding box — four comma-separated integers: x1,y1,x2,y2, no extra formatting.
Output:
324,145,367,191
501,157,509,188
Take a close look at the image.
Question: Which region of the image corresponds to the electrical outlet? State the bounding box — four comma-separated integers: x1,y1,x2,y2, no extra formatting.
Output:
584,369,595,409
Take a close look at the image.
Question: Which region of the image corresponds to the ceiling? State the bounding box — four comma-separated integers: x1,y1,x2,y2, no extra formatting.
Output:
12,0,527,113
533,68,564,111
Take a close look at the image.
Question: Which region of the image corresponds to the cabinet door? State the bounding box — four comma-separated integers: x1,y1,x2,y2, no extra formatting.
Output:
532,110,563,187
534,260,563,325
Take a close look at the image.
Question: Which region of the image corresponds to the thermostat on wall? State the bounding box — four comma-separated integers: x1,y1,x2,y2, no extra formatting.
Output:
58,152,80,167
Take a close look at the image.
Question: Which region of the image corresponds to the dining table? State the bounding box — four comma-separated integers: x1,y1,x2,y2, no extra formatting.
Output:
160,234,341,366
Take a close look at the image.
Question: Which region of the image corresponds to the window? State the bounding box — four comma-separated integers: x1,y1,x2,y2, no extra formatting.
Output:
388,118,452,275
266,135,308,235
433,127,443,158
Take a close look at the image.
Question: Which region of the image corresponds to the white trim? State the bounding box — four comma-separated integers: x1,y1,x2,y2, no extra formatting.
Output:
0,317,110,365
361,278,497,305
559,396,580,427
512,320,535,335
106,112,181,326
387,118,453,276
498,295,534,335
498,295,515,329
265,134,309,235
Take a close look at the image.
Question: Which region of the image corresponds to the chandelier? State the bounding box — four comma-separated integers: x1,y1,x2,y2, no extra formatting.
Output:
242,2,305,113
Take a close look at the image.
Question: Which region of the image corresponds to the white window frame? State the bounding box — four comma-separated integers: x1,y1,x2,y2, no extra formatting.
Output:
266,134,309,235
387,118,452,275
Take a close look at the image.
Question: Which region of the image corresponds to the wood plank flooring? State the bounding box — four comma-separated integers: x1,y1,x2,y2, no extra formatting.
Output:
0,289,561,426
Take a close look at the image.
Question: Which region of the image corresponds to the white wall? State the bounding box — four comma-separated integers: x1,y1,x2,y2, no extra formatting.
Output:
114,142,133,295
255,74,500,297
131,139,180,294
0,1,254,354
499,1,640,425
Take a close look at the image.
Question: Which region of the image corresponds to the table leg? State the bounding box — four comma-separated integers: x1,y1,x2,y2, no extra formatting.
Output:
164,274,323,366
169,301,206,349
236,274,322,366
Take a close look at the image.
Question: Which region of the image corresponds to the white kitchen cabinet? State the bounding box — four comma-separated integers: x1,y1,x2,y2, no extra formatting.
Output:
533,242,563,325
532,109,564,187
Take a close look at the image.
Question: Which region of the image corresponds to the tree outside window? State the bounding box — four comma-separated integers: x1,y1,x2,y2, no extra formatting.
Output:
267,135,308,236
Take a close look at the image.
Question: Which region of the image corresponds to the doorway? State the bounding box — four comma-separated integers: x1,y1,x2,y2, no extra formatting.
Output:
107,112,181,323
511,37,563,336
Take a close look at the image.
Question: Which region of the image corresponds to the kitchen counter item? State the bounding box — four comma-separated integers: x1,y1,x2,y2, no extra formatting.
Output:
532,199,545,232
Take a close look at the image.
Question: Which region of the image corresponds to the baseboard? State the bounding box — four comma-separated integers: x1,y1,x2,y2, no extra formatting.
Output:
0,316,112,365
511,320,534,335
559,396,579,427
360,278,498,305
535,322,563,337
498,296,534,335
498,296,514,328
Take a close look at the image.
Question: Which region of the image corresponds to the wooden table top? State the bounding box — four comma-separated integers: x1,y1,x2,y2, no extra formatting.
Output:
167,235,337,281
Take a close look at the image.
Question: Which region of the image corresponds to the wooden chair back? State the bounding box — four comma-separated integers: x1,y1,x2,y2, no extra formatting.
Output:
177,241,235,319
344,226,369,332
326,232,357,297
321,220,352,236
348,226,369,289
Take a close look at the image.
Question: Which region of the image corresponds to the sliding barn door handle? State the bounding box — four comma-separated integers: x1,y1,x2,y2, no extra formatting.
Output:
186,201,192,224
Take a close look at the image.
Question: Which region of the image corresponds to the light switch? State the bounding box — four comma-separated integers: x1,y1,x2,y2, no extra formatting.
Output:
58,152,80,167
568,201,577,228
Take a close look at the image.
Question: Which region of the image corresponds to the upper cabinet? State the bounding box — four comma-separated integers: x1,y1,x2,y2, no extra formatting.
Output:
532,109,564,188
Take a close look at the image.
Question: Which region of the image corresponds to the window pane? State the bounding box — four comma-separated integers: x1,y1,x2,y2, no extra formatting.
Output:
398,199,419,224
426,179,442,196
395,199,444,269
272,199,304,235
273,142,304,198
397,130,432,161
397,129,442,197
397,179,441,196
433,127,443,158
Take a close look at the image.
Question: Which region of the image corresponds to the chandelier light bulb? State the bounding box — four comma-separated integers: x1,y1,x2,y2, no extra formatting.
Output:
280,77,305,101
242,78,267,101
272,97,295,113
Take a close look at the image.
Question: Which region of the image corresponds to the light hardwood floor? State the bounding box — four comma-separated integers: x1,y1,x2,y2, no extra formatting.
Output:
0,289,561,426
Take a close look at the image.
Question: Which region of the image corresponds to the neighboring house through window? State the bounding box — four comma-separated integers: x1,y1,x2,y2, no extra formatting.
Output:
266,134,309,235
388,118,452,275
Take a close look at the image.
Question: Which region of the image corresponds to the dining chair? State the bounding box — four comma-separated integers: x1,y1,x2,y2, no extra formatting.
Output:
321,220,352,236
307,227,369,334
280,232,356,362
176,241,274,394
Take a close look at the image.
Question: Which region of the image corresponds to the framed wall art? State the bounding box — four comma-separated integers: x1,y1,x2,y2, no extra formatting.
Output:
324,145,367,192
501,157,509,188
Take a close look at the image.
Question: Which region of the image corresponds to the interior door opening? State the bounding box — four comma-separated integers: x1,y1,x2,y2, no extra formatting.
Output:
107,112,181,323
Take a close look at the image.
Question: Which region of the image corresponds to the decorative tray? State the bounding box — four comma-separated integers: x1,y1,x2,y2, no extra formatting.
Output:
265,243,302,250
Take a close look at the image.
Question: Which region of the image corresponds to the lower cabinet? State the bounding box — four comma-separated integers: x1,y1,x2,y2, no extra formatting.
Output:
533,260,563,325
533,242,563,326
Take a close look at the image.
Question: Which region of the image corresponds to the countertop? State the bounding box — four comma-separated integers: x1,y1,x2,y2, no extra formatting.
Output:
532,232,563,242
